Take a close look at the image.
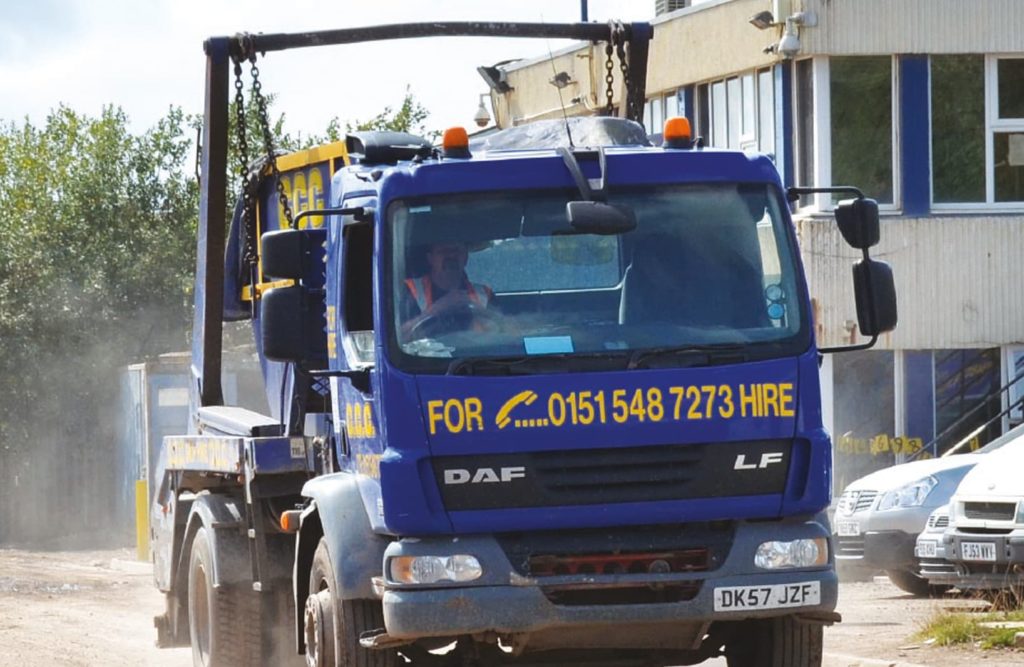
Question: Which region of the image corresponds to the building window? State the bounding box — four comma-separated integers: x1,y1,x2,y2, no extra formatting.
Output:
642,92,683,138
931,55,986,203
932,56,1024,206
830,56,894,204
833,350,895,491
696,83,710,142
994,58,1024,202
758,69,775,156
699,69,775,153
794,59,815,204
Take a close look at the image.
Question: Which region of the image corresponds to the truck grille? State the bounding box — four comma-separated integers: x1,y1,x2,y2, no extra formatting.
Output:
963,502,1017,521
433,440,793,511
927,513,950,529
542,582,702,606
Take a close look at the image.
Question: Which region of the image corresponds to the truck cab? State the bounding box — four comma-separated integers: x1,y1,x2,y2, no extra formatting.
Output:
243,117,888,665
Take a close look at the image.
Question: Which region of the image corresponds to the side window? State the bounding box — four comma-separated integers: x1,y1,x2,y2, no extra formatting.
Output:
342,223,374,365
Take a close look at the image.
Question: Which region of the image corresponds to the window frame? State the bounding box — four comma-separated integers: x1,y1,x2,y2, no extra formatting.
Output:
931,54,1024,212
799,56,901,214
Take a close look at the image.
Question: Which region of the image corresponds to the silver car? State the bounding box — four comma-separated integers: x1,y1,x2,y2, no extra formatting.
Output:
833,425,1024,595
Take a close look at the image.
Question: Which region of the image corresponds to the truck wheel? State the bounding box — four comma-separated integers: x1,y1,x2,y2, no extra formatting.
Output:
725,616,823,667
305,539,398,667
885,569,949,598
188,527,262,667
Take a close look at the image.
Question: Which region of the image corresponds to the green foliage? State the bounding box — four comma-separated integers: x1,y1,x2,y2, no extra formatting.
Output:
0,83,433,543
308,86,437,146
916,609,1024,648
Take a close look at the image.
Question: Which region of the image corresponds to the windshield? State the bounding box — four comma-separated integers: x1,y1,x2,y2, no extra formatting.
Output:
386,183,808,373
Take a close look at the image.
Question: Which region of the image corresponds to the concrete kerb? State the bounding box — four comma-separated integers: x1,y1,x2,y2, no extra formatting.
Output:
824,652,931,667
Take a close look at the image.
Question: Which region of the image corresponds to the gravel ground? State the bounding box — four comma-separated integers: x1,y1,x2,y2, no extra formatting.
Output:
0,548,1022,666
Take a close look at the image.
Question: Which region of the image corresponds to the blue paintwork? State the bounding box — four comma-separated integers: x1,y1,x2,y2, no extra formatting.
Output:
305,144,829,537
900,55,931,216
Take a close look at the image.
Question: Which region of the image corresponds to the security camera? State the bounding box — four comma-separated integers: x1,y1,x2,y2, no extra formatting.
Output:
777,19,801,58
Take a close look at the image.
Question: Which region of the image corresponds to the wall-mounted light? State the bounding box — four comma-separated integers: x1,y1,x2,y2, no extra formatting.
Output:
549,71,574,90
748,10,775,30
473,93,492,128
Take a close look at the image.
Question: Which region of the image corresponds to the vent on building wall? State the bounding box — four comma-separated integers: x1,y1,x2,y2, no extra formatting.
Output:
655,0,690,16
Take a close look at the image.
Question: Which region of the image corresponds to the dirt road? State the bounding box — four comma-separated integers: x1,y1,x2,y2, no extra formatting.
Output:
1,548,1021,667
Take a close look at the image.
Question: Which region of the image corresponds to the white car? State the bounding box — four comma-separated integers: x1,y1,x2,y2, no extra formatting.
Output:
942,433,1024,591
916,504,956,585
834,424,1024,596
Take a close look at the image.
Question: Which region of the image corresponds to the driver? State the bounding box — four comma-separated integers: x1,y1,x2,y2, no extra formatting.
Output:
399,242,497,339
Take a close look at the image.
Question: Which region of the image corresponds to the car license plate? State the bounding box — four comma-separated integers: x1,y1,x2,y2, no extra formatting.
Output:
916,541,937,558
836,520,861,537
961,541,997,562
713,581,821,611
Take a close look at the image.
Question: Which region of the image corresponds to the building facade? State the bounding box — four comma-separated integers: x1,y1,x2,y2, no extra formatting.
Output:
482,0,1024,487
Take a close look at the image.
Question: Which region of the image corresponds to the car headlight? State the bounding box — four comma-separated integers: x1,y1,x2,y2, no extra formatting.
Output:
877,476,937,511
1016,502,1024,525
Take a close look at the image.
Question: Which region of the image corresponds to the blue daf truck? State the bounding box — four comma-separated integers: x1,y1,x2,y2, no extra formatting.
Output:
150,21,897,667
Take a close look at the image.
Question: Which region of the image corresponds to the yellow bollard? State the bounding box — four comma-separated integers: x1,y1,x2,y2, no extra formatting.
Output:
135,479,150,561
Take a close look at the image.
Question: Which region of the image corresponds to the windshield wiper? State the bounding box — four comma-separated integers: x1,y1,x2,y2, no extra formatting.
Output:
626,343,748,370
446,352,622,376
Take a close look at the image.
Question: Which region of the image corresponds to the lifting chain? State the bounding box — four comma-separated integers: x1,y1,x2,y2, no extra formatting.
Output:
248,58,295,230
231,36,259,275
614,25,636,121
603,21,628,117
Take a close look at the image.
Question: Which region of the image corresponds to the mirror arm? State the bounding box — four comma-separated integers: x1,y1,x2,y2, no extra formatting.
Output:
557,147,594,201
819,334,878,355
292,206,375,228
786,185,865,202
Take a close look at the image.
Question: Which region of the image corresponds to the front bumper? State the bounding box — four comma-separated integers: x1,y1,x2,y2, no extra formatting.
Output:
938,529,1024,589
381,519,837,646
834,505,935,570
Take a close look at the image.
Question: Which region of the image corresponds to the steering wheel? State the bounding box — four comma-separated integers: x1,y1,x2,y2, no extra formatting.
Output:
408,301,503,340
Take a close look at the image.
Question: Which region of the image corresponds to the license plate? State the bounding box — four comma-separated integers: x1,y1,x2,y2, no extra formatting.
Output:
916,541,937,558
961,541,997,562
714,581,821,611
837,520,861,537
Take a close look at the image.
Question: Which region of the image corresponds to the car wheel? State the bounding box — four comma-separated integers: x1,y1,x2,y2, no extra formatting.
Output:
885,568,949,597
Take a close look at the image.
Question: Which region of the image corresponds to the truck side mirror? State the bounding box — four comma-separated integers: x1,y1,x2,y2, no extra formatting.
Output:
853,258,898,337
261,286,327,364
834,198,880,249
262,229,323,280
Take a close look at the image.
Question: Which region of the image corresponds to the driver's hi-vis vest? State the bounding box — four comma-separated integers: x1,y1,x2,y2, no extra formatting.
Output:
404,277,493,312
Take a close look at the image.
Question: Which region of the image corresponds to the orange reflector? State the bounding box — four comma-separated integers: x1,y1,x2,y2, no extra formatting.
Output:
663,116,692,148
442,126,469,152
280,510,302,533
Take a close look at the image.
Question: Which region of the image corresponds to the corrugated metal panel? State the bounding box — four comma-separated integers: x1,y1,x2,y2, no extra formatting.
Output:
803,0,1024,55
797,214,1024,349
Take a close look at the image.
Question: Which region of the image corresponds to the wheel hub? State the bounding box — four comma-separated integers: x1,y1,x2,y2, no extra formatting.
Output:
304,590,335,667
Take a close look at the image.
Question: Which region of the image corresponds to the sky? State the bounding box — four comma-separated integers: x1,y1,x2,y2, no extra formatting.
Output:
0,0,705,138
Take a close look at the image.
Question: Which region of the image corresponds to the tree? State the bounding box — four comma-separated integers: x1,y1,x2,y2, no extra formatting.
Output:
309,86,437,146
0,104,198,543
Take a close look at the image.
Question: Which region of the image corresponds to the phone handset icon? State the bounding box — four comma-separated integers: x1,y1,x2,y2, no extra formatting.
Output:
495,390,538,429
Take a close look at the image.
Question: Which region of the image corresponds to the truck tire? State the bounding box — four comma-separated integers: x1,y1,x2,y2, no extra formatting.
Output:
188,527,262,667
305,539,398,667
725,616,823,667
885,568,949,598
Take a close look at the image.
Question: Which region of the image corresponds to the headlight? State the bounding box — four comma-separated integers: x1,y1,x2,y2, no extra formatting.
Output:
1016,502,1024,525
877,476,937,511
389,555,483,584
755,538,829,569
